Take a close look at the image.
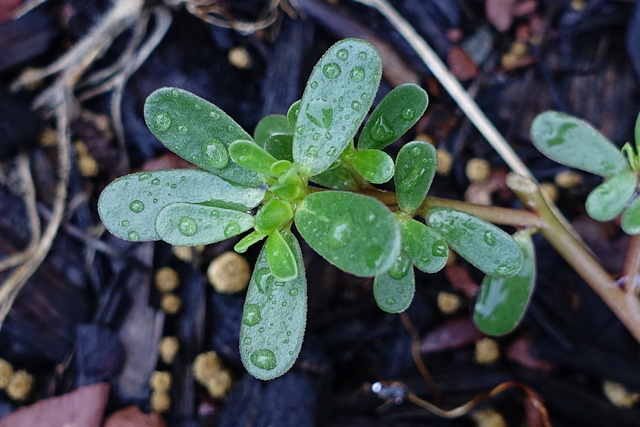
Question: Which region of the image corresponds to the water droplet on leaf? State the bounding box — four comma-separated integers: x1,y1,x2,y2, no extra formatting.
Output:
350,66,365,82
129,200,145,213
369,115,393,142
336,48,349,60
121,220,130,227
151,178,161,185
401,108,415,120
242,303,262,326
202,138,229,169
310,81,318,89
323,62,341,78
128,230,140,241
138,172,152,181
224,221,241,238
177,216,197,236
432,240,448,257
358,51,367,60
351,100,362,111
483,230,496,247
153,112,171,132
250,349,277,370
289,288,299,296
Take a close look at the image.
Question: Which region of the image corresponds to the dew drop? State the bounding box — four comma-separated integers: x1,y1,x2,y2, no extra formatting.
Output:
129,200,145,213
224,221,241,238
210,210,220,218
483,230,496,247
364,245,385,269
349,66,365,82
151,178,161,185
296,125,306,135
138,172,152,181
153,198,159,203
171,89,179,97
432,240,448,257
209,111,220,120
201,138,229,169
388,256,411,279
313,132,320,141
121,220,130,227
336,48,349,60
360,93,369,101
170,184,177,189
153,112,171,132
322,62,341,79
243,337,252,346
177,216,197,236
127,230,140,241
250,349,277,370
386,297,397,305
180,176,186,181
289,288,299,296
351,100,362,111
259,327,265,333
328,221,351,248
177,124,188,134
281,302,287,307
369,114,393,142
401,108,415,120
358,51,367,60
242,303,262,326
310,81,318,89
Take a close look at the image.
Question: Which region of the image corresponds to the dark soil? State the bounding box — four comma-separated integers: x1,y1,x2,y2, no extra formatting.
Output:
1,0,640,426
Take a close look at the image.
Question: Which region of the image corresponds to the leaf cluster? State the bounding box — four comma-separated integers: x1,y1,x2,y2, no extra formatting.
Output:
99,38,530,380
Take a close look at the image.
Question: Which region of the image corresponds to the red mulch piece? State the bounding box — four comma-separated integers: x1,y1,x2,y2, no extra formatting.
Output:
420,316,484,353
486,0,518,32
445,265,479,298
447,46,479,81
103,406,167,427
506,334,556,371
0,0,21,23
0,383,109,427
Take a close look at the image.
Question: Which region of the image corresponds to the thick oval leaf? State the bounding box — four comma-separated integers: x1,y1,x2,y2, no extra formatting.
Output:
229,140,278,176
530,111,629,177
98,169,264,242
474,231,536,335
287,100,301,129
240,231,306,380
400,218,448,273
395,141,437,213
310,164,359,190
144,88,262,186
351,149,394,184
264,134,294,162
254,114,292,147
358,83,429,150
295,191,400,276
426,207,523,277
373,253,415,313
585,170,638,221
292,39,382,176
155,203,253,246
635,112,640,151
254,198,294,234
622,196,640,234
266,230,298,281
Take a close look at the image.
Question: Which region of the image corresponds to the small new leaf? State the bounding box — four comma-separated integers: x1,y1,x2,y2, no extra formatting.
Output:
229,139,278,177
240,231,306,380
144,88,262,186
295,191,400,276
474,231,536,335
585,170,638,221
98,170,264,242
530,111,630,177
155,202,253,246
254,114,292,147
351,149,395,184
395,141,437,213
427,207,523,277
359,83,429,150
266,230,298,281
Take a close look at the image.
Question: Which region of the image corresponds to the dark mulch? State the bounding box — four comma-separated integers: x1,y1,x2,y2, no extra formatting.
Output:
0,0,640,426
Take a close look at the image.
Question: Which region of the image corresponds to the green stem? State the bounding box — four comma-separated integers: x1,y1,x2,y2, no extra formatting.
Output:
507,174,640,343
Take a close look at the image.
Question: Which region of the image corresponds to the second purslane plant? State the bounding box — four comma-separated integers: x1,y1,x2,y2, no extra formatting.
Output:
98,38,530,380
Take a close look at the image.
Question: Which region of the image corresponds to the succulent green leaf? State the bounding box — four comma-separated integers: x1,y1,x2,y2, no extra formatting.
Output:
287,100,301,129
98,169,264,242
474,231,536,335
254,114,292,147
264,134,294,162
292,39,382,175
585,170,638,221
266,230,298,281
234,230,267,253
229,139,278,176
240,231,306,380
155,203,253,246
635,112,640,150
358,84,428,150
530,111,629,177
426,207,523,277
351,149,394,184
622,196,640,234
395,141,438,213
400,218,448,273
295,191,400,276
310,164,359,190
373,254,415,313
254,198,294,234
144,88,262,186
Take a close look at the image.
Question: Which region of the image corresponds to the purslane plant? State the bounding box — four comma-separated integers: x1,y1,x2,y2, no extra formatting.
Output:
530,111,640,234
98,38,529,380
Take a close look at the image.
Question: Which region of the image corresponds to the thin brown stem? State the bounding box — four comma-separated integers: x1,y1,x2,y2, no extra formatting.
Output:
507,174,640,343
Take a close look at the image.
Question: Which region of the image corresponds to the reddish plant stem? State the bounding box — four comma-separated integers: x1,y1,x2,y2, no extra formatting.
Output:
623,234,640,296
